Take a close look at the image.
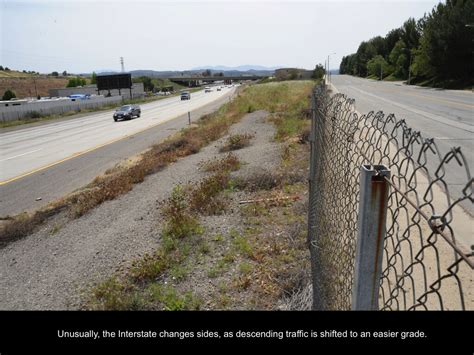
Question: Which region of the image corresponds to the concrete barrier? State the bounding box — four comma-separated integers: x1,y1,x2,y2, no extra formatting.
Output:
0,96,123,122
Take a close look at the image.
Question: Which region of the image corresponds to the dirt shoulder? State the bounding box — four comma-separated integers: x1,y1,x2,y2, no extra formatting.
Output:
84,109,312,310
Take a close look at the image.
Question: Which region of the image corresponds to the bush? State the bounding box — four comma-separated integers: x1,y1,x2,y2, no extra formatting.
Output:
2,89,16,101
66,77,87,88
24,111,43,119
162,186,203,239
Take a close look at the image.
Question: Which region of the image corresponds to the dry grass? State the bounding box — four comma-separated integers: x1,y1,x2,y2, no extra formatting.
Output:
0,77,69,98
189,172,231,215
199,153,240,173
219,133,254,152
233,169,306,192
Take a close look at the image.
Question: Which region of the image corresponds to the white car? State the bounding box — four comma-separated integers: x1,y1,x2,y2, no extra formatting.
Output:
204,87,212,93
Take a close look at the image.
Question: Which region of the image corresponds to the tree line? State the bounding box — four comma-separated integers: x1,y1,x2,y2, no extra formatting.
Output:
339,0,473,88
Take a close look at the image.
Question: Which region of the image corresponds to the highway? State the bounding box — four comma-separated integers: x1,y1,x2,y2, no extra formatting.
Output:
331,75,473,215
0,87,236,216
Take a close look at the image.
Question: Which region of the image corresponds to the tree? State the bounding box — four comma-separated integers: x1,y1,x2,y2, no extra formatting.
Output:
51,71,59,77
202,69,212,77
0,66,3,71
140,76,154,92
91,72,97,84
367,55,391,79
288,69,299,80
401,18,421,51
384,28,404,57
410,37,434,81
2,89,16,101
213,72,224,77
368,36,388,58
340,0,473,87
62,70,68,76
5,67,10,71
339,54,358,75
355,41,377,77
66,77,86,87
389,39,408,78
66,78,76,87
414,0,474,84
312,63,325,80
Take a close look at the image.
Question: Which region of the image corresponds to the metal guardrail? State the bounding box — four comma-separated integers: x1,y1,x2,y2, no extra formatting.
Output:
307,82,473,310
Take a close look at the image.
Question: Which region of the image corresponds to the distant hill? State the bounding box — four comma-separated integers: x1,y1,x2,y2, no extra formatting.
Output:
0,70,39,78
192,65,281,72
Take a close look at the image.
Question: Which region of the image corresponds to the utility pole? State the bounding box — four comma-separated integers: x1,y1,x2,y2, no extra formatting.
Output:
34,78,38,99
120,57,125,72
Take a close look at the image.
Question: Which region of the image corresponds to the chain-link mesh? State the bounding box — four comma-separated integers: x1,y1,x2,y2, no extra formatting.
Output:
308,82,473,310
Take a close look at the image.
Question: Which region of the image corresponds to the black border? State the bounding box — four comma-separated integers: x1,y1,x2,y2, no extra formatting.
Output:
0,311,472,352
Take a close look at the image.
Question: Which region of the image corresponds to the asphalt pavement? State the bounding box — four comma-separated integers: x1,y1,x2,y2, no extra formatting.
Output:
330,75,473,216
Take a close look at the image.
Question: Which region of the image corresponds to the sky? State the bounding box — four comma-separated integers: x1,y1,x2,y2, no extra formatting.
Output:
1,0,442,73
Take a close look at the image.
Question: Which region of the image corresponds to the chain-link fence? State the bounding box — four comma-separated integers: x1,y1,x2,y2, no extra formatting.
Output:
307,82,473,310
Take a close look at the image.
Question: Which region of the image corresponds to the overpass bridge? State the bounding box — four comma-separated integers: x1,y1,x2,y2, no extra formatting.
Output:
168,75,267,87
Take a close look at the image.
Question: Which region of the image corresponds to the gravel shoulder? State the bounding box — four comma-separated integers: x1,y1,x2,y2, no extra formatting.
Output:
0,110,282,310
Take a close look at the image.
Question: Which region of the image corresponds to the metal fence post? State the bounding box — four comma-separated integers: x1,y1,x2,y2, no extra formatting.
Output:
352,164,390,310
308,88,325,310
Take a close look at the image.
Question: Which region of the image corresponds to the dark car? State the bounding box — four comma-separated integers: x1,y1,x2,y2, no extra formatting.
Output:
113,104,141,121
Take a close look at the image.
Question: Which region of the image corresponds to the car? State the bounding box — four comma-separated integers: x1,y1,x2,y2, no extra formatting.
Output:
180,91,191,100
113,104,141,121
204,86,212,93
217,87,221,91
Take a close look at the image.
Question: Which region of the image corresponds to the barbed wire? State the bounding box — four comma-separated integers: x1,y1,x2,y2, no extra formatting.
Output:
308,83,473,311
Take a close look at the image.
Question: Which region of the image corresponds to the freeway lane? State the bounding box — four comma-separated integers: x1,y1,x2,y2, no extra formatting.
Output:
331,75,473,215
0,87,234,183
0,87,236,216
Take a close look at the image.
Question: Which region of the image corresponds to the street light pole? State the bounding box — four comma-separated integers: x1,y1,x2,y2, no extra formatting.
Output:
407,52,412,85
327,52,336,84
325,59,327,85
401,47,412,86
